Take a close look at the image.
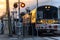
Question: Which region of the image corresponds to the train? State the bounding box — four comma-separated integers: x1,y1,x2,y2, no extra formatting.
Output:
29,5,60,35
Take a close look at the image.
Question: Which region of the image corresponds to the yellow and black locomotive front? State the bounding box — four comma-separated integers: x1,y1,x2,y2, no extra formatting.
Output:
37,5,58,24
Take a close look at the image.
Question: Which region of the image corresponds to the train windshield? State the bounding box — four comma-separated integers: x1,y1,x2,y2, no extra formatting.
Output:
37,6,58,19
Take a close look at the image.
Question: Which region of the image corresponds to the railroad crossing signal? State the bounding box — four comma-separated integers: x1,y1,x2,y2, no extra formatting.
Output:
13,2,25,8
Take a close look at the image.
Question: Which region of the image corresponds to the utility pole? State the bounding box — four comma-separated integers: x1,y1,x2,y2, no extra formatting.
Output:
6,0,12,36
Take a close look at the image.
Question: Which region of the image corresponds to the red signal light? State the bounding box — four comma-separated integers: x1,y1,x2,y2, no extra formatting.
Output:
20,3,25,8
13,3,18,8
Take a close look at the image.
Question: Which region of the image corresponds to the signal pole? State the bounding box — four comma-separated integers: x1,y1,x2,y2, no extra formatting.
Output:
37,0,38,37
18,0,20,21
6,0,12,36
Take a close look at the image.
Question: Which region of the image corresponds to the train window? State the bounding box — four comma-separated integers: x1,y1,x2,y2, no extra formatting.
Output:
43,7,58,19
37,11,43,19
52,10,58,19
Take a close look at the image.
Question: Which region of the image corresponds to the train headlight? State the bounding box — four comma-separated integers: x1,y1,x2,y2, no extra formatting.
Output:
45,6,47,8
45,6,50,9
48,6,50,9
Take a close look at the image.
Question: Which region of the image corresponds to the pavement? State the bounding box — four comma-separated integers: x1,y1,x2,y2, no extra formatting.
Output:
0,34,60,40
0,34,19,40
